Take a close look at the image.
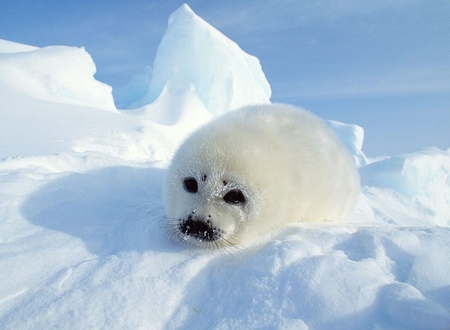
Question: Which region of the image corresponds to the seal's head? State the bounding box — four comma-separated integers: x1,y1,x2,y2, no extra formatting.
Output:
166,172,255,249
163,111,266,249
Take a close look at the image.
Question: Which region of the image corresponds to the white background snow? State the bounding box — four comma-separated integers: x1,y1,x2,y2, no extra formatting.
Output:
1,4,449,330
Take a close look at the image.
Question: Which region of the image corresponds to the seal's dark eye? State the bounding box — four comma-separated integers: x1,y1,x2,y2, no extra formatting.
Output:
183,177,198,193
224,189,246,205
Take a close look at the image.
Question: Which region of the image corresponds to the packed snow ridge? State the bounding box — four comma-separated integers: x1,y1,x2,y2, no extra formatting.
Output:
0,4,449,330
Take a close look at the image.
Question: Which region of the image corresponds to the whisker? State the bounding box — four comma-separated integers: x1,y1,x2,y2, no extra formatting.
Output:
163,214,248,255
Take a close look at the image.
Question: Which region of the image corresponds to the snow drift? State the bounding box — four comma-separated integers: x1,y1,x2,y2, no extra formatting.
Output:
0,39,116,111
0,4,449,330
361,148,450,227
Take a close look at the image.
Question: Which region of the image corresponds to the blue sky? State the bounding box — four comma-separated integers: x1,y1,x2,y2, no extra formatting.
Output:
1,0,449,157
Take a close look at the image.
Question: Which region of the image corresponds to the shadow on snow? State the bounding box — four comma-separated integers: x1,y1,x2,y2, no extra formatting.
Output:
21,166,176,256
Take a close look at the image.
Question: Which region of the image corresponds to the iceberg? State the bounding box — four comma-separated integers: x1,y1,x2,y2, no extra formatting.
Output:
118,4,271,116
115,66,153,109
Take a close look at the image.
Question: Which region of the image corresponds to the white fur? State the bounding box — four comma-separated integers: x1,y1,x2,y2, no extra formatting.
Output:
164,104,360,248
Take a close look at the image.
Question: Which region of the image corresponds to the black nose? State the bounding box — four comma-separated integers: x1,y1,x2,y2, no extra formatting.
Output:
179,216,219,241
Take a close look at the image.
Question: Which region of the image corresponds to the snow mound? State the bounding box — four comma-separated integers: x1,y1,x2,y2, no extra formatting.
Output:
134,81,213,128
118,4,271,115
327,120,368,167
360,148,450,226
0,41,116,112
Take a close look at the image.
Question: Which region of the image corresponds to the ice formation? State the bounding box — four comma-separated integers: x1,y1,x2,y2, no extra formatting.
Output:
0,42,116,112
327,120,368,167
117,4,271,115
361,147,450,226
115,66,153,109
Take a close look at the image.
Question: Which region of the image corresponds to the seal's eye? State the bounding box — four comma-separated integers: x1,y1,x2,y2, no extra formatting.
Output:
183,177,198,193
224,189,246,205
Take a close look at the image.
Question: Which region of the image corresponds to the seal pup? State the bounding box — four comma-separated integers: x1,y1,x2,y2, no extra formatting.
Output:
164,103,360,249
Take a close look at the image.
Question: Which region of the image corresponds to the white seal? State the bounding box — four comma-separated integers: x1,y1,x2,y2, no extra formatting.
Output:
164,104,360,249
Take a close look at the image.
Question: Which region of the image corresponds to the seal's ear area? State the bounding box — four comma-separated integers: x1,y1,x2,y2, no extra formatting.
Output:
183,177,198,193
224,189,246,205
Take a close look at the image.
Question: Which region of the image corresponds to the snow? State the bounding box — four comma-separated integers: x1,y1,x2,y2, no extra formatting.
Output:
116,3,271,114
115,66,153,109
0,42,116,112
0,39,38,53
360,148,450,227
1,4,449,330
327,120,368,167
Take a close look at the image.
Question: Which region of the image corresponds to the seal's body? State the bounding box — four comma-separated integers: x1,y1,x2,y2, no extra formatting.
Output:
164,104,360,249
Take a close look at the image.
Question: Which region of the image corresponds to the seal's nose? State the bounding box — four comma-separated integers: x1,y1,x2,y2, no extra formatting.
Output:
179,216,218,241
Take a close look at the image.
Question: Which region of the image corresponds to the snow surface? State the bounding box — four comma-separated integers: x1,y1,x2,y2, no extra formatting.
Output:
1,4,449,330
